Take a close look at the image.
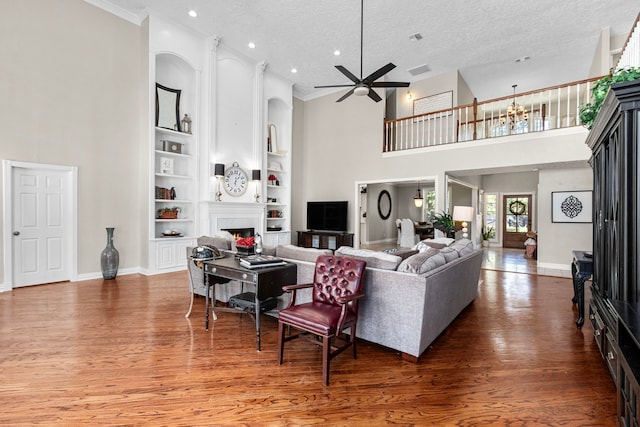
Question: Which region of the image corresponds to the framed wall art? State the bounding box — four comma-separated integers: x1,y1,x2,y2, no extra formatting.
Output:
413,90,453,122
551,191,592,223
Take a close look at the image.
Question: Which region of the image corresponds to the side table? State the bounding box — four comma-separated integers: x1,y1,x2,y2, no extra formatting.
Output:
571,250,593,329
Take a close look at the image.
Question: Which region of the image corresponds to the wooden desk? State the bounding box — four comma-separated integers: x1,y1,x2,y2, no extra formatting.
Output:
203,256,297,351
571,250,593,329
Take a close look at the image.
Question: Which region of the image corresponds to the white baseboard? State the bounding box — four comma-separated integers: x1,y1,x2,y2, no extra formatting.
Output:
537,262,572,278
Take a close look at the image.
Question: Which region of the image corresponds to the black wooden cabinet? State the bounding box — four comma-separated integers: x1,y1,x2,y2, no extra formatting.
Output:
586,79,640,425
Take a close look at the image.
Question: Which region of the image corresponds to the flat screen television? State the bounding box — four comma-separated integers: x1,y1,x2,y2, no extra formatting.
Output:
307,201,348,232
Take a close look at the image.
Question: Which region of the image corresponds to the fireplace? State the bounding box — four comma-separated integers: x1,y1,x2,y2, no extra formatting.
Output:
205,202,265,239
222,227,255,240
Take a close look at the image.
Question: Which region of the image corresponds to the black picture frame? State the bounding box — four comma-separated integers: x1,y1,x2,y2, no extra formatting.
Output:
378,190,392,220
156,83,181,131
551,190,592,223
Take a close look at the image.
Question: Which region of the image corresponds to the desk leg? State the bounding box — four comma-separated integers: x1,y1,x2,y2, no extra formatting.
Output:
574,273,588,329
185,263,195,318
205,274,210,331
255,294,261,351
571,261,578,304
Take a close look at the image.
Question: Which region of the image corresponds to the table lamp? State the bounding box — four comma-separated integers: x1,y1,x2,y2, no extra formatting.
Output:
453,206,474,239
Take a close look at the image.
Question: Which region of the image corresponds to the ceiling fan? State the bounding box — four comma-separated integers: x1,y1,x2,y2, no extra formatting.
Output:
314,0,410,102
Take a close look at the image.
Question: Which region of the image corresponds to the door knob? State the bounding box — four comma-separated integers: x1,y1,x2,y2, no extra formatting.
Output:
12,231,19,236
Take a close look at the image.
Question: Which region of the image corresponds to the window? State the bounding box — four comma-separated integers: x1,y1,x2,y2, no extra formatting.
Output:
424,190,436,220
484,194,497,239
505,196,529,233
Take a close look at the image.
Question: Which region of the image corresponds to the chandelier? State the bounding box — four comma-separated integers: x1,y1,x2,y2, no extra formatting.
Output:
501,84,529,130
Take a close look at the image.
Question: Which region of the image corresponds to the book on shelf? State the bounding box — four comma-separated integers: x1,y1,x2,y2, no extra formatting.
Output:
239,255,286,269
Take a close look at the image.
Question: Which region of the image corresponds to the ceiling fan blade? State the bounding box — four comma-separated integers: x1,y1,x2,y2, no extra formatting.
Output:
371,81,410,88
363,63,396,83
367,88,382,102
335,65,361,84
314,84,357,88
336,88,355,102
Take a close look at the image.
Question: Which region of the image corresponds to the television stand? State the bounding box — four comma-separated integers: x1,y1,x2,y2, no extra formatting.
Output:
297,231,354,250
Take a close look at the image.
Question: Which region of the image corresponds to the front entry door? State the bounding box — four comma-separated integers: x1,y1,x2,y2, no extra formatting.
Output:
503,195,532,249
10,164,74,287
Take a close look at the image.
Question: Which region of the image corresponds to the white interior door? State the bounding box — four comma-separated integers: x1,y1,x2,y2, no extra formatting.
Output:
9,164,74,287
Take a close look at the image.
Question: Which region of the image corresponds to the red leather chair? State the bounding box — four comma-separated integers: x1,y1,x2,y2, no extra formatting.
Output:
277,255,366,386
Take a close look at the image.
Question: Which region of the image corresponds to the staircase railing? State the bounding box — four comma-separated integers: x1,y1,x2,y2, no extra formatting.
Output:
383,77,601,153
615,12,640,70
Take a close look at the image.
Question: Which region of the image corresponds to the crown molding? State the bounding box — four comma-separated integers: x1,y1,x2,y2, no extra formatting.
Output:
83,0,144,26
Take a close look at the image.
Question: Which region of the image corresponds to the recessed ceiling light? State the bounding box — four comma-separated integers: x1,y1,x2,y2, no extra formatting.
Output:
291,68,297,73
334,50,341,56
188,10,197,18
515,56,531,63
248,42,256,49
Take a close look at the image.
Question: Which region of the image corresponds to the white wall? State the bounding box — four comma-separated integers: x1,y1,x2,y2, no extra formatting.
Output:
0,0,142,282
537,168,593,273
365,183,397,243
394,70,460,118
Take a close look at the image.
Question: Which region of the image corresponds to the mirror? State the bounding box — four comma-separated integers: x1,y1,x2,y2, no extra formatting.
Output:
156,83,181,131
268,123,278,153
378,190,392,220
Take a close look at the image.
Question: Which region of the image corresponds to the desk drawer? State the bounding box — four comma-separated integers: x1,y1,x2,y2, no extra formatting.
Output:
204,264,257,283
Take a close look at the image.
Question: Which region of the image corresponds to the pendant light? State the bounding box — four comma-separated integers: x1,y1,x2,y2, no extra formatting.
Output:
414,186,424,208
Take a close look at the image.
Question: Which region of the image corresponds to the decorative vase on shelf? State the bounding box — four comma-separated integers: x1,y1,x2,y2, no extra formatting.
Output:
101,227,119,280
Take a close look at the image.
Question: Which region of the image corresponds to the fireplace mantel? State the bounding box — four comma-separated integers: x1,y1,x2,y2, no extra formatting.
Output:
203,201,266,237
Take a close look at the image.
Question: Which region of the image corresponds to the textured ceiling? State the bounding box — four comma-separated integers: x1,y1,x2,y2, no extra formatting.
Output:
100,0,637,101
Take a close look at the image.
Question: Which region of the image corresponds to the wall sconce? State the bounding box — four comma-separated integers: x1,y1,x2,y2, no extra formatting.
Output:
213,163,225,201
413,187,424,208
453,206,474,239
251,169,261,203
406,91,413,101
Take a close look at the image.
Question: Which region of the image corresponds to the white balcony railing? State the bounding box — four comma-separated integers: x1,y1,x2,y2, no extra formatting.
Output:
383,77,600,153
615,13,640,70
384,11,640,154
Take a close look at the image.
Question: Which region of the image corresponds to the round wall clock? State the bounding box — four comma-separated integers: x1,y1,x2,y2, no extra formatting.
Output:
223,162,248,196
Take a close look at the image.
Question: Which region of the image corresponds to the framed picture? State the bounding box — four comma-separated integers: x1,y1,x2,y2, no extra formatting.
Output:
160,157,174,175
551,191,592,223
413,90,453,122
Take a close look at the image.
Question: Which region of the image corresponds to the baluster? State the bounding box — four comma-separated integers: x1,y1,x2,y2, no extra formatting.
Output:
566,84,571,127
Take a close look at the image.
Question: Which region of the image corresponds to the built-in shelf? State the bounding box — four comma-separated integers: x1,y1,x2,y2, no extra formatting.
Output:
150,52,198,270
263,98,292,247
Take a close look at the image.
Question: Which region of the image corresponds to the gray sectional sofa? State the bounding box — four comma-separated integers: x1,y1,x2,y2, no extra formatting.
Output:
187,237,483,361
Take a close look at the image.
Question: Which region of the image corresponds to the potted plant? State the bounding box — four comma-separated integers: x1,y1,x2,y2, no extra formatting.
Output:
157,206,181,219
579,67,640,130
433,211,456,238
481,226,495,247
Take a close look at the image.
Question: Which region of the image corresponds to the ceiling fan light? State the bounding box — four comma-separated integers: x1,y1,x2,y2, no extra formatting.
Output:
354,86,369,96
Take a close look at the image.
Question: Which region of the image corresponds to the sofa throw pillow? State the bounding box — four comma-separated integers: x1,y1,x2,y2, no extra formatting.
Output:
450,238,474,256
335,246,402,270
415,240,448,252
429,237,455,246
276,244,332,263
439,247,460,262
397,248,446,274
394,248,419,261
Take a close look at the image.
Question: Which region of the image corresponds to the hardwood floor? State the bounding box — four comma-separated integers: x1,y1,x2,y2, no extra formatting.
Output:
0,269,615,425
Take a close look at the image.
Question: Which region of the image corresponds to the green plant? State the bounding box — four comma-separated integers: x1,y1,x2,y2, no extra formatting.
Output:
482,226,495,240
579,67,640,130
433,211,455,233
